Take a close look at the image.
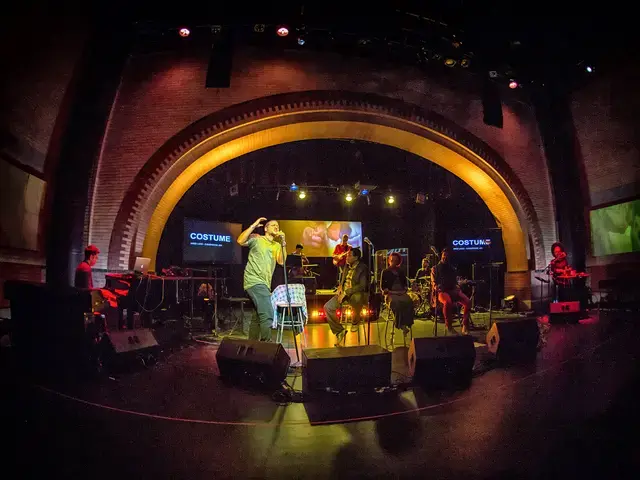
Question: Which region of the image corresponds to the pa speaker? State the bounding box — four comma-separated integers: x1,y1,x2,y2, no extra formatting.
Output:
205,30,233,88
216,338,290,389
486,317,539,363
409,336,476,389
302,345,391,395
102,328,160,369
482,78,503,128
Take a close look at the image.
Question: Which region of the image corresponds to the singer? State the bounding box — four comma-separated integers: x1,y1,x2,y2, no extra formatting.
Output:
238,217,286,341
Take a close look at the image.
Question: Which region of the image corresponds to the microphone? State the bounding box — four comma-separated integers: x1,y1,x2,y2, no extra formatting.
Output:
363,237,372,245
430,246,439,256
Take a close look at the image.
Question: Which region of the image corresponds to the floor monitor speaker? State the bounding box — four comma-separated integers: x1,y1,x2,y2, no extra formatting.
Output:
216,338,290,389
486,317,540,363
302,345,391,395
409,336,476,389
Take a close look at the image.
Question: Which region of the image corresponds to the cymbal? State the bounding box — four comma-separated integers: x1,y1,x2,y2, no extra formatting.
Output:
305,264,319,267
557,275,577,279
416,276,430,281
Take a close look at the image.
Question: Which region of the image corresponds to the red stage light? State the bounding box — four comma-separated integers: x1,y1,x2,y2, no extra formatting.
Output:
277,26,289,37
179,27,190,38
509,80,518,89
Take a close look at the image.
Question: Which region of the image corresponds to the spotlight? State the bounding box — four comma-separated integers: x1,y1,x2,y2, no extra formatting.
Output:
297,36,305,46
509,80,518,89
586,65,594,73
444,58,456,67
289,183,298,192
298,191,306,199
178,27,190,37
277,26,289,37
460,58,470,68
386,195,395,204
345,193,354,202
253,24,266,33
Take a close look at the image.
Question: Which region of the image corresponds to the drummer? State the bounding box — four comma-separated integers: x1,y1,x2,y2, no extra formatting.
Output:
550,242,573,301
413,257,431,287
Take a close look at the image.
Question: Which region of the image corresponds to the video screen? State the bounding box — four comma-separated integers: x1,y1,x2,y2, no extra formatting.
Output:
278,220,363,257
590,199,640,256
183,218,242,264
446,229,504,262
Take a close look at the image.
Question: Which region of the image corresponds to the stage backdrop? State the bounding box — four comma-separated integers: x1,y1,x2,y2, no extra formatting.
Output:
278,220,362,257
590,198,640,256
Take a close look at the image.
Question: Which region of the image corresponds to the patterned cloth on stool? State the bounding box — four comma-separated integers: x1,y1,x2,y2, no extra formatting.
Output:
270,284,308,344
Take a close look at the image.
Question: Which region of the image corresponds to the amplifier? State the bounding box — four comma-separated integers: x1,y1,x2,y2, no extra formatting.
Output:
549,301,580,314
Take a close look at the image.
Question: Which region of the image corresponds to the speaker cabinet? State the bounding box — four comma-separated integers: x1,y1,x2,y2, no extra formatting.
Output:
302,345,391,395
549,301,581,324
409,336,476,389
102,328,160,369
216,338,290,388
486,317,540,363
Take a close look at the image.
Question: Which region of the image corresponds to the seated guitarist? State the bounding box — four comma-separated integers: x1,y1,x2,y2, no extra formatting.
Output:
332,234,352,290
431,247,471,335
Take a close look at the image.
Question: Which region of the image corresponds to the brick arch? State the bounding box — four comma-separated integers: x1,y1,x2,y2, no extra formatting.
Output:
108,90,546,283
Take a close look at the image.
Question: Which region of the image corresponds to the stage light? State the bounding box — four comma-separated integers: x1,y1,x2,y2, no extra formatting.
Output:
460,58,470,68
289,183,298,192
509,80,518,89
253,24,266,33
586,65,593,73
178,27,190,37
444,58,456,67
298,190,306,199
277,26,289,37
360,188,369,196
297,36,305,46
386,195,395,204
345,193,354,202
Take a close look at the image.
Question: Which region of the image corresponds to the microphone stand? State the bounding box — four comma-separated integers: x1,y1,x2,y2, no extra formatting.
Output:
365,239,374,346
280,238,300,364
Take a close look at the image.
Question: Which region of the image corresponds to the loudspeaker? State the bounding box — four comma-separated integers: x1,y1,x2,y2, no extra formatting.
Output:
482,78,503,128
549,301,581,323
102,328,160,369
216,338,290,388
409,336,476,388
486,317,539,363
302,345,391,395
205,30,233,88
301,276,317,295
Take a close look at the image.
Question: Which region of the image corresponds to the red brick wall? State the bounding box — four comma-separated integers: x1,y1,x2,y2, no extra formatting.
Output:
89,47,557,283
571,64,640,208
572,64,640,277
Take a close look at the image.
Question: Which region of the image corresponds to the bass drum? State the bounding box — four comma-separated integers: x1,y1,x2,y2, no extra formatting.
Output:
407,291,421,307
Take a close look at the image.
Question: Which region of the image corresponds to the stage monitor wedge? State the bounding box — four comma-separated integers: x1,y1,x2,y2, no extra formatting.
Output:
409,336,476,389
216,338,291,389
486,317,540,363
302,345,391,395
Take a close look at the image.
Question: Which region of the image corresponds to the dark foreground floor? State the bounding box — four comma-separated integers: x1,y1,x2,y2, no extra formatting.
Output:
4,311,640,479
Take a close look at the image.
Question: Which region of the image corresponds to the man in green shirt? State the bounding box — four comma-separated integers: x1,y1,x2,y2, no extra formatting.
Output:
237,217,286,341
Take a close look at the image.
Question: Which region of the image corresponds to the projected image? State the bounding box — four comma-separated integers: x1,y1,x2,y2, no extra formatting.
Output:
590,199,640,256
183,218,242,264
278,220,362,257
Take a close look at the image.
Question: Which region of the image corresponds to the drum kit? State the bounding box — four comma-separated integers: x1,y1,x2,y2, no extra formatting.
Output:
409,276,432,316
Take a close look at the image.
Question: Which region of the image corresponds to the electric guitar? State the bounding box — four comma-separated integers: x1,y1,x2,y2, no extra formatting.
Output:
332,250,350,266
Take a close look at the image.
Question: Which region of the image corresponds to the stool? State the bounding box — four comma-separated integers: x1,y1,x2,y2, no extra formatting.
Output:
275,302,307,356
381,302,413,350
339,303,368,345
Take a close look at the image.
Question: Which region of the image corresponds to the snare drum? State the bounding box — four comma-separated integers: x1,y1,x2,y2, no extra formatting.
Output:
407,291,421,307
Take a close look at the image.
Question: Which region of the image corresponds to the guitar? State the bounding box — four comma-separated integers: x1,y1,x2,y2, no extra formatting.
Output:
332,250,350,266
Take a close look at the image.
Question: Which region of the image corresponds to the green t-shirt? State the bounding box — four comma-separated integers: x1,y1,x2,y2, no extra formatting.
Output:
243,236,280,290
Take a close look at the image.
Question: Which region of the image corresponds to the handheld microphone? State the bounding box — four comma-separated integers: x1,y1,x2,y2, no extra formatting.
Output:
430,246,439,256
363,237,372,245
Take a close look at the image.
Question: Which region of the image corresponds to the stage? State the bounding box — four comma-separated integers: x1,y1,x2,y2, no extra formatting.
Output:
4,309,639,479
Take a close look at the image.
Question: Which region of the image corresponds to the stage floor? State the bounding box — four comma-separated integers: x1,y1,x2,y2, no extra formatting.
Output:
4,310,640,479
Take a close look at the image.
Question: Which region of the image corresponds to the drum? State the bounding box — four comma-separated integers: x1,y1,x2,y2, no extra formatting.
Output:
407,291,421,307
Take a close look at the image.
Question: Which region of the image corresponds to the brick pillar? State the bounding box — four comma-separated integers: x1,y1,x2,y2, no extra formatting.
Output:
533,81,590,272
45,18,132,285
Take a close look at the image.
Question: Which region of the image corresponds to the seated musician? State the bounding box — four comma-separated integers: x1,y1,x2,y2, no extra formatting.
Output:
289,243,309,277
380,252,414,334
549,242,572,300
431,247,471,335
74,245,100,289
413,257,430,286
74,244,127,330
